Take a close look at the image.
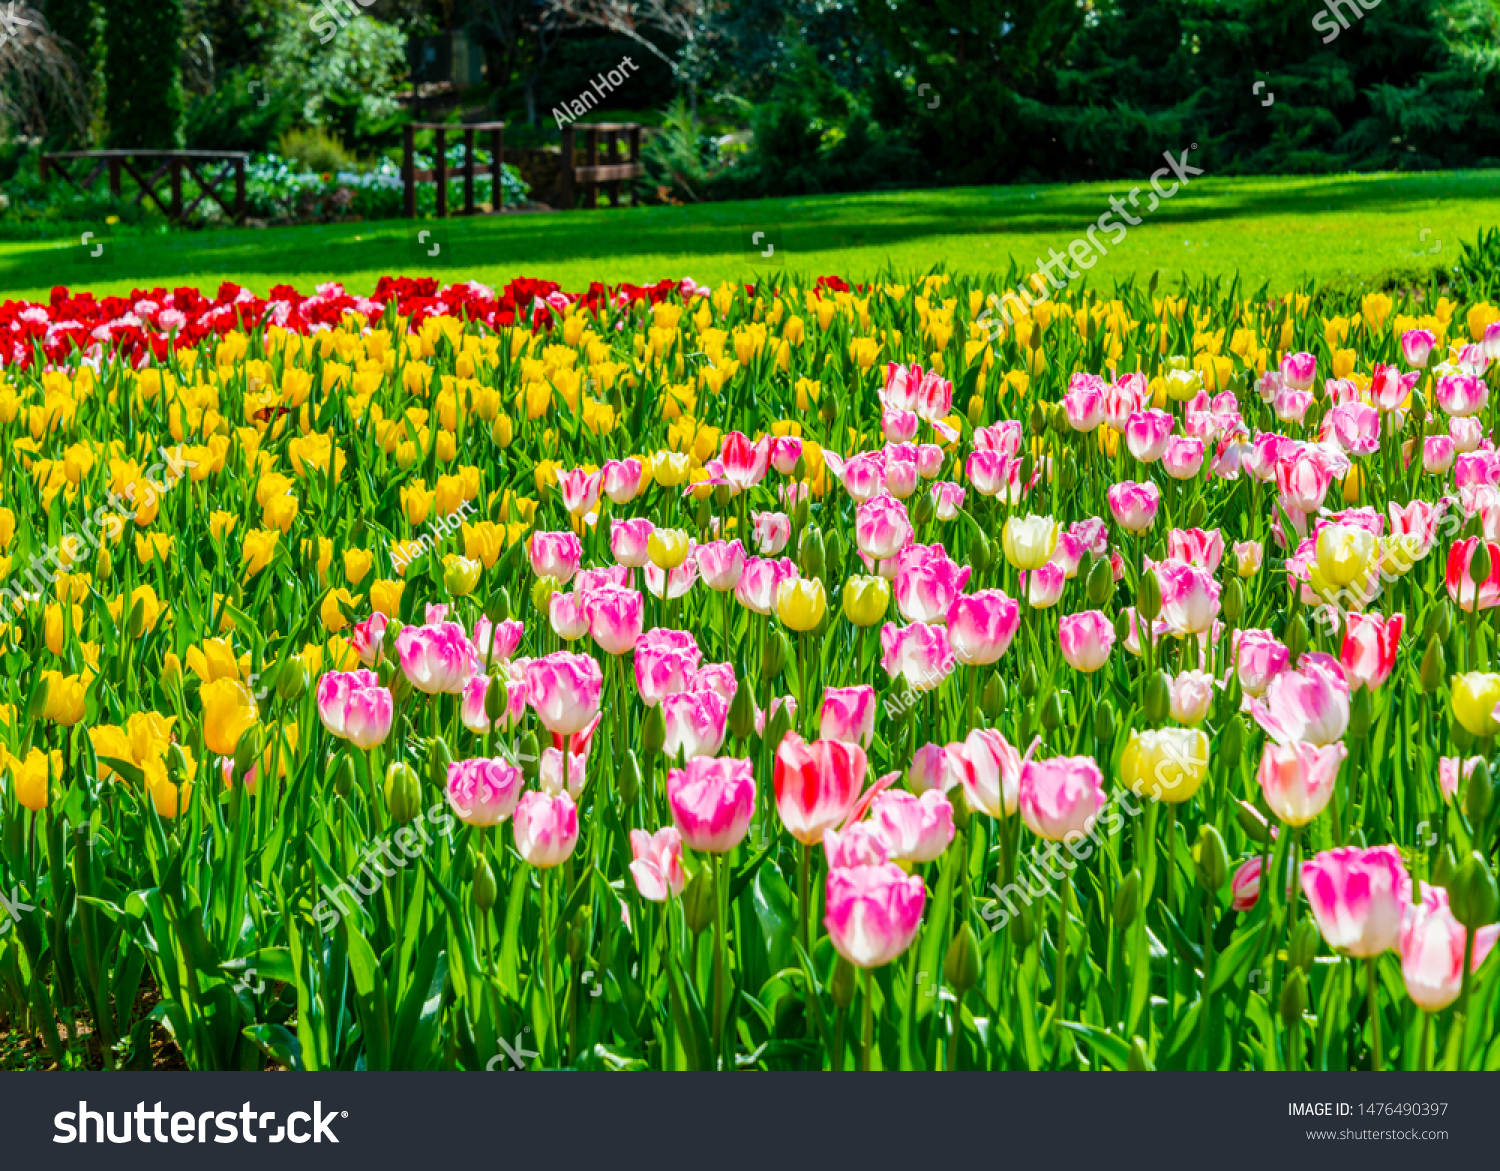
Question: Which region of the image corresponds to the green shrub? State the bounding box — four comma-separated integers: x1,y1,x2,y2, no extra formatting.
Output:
278,127,355,174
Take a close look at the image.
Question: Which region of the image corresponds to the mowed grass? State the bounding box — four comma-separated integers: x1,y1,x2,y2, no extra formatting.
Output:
1,169,1496,301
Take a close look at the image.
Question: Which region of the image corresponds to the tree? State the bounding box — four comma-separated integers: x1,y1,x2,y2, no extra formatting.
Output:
0,4,87,138
104,0,187,147
539,0,719,113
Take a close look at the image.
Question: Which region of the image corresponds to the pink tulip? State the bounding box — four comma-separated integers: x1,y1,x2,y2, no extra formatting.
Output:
644,557,698,600
610,517,655,568
1062,385,1104,431
689,662,737,703
513,790,580,868
668,756,756,853
1254,371,1282,403
1302,845,1411,957
1436,372,1489,418
1258,740,1345,826
539,746,588,800
871,789,954,862
879,621,956,690
601,457,643,504
1019,756,1106,842
1450,416,1484,453
1487,319,1500,361
823,823,894,869
836,451,887,504
824,862,926,968
1327,401,1380,456
770,435,803,474
447,758,525,827
461,674,526,734
529,530,582,584
549,591,589,641
719,431,771,490
524,651,603,736
1169,670,1216,724
349,612,388,666
1233,539,1263,576
882,362,919,412
1233,628,1290,698
751,510,791,555
856,494,913,561
913,368,953,422
1459,343,1491,376
1339,612,1403,690
1370,363,1419,411
945,589,1020,665
1439,755,1484,802
754,694,798,738
397,622,481,694
696,539,746,591
1167,527,1225,573
1250,651,1349,745
1400,884,1499,1012
883,408,919,444
473,616,524,661
1273,387,1312,424
1058,610,1115,673
820,685,877,749
1102,376,1145,431
1231,857,1262,912
735,556,798,615
1162,436,1204,480
581,585,643,655
1445,537,1500,612
660,689,729,759
555,466,603,517
915,443,944,479
633,627,702,705
931,480,966,520
965,450,1008,497
1107,480,1161,532
1156,561,1221,635
884,456,918,499
971,423,1020,457
1049,530,1088,579
629,827,686,901
1401,329,1436,369
1125,408,1175,462
1276,446,1338,514
1280,351,1317,392
774,732,867,845
956,728,1021,817
894,550,971,624
910,742,960,794
1021,561,1067,608
318,670,394,749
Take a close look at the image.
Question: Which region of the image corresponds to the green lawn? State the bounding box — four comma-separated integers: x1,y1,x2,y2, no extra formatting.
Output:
2,169,1496,302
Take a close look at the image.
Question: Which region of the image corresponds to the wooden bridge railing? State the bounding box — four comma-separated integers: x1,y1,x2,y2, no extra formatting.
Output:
402,122,506,218
39,150,249,223
559,123,644,210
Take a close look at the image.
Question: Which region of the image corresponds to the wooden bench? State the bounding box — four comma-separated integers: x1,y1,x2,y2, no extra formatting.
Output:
402,122,506,218
39,150,249,223
559,123,644,210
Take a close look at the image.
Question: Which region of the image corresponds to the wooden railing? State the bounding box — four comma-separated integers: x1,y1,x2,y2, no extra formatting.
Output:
402,122,505,218
559,123,644,210
39,150,249,223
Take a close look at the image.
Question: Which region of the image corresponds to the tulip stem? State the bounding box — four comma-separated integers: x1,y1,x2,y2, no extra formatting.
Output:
541,867,559,1063
1419,1009,1432,1072
799,842,812,955
712,851,726,1066
1365,957,1383,1072
862,967,874,1072
1055,869,1071,1068
1455,927,1475,1070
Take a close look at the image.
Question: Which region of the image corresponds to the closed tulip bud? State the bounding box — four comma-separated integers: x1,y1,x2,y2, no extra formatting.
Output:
233,726,261,780
479,676,504,722
768,626,792,671
981,673,1006,719
1433,843,1458,889
532,575,561,615
1019,452,1035,489
1235,798,1272,844
128,595,147,638
799,527,825,578
428,734,453,789
967,394,985,427
1185,497,1207,529
970,530,991,576
167,741,190,785
727,683,756,742
1144,670,1172,725
1420,636,1446,692
793,453,808,481
1451,851,1499,930
1285,613,1309,663
765,699,794,753
1019,661,1039,698
1465,758,1493,825
277,658,310,703
1086,556,1113,604
1471,539,1494,587
1127,1036,1154,1071
1289,919,1320,974
950,794,971,832
1194,825,1229,892
1114,609,1133,645
384,761,421,824
641,704,666,756
824,529,846,581
1436,603,1453,641
608,752,637,806
491,414,514,447
1222,577,1245,625
695,496,711,531
1029,401,1047,435
486,589,513,624
1039,690,1063,733
842,575,891,627
1114,869,1141,927
1219,716,1245,768
1422,604,1444,642
1094,698,1115,747
831,956,857,1008
912,486,936,526
518,731,540,779
1348,686,1372,739
683,865,716,934
1280,968,1307,1025
473,853,498,912
1137,571,1162,622
445,556,482,598
945,923,982,994
333,752,356,798
1012,899,1037,948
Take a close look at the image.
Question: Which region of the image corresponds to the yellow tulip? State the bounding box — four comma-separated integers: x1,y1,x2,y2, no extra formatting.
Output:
200,678,258,758
1120,728,1209,804
320,588,360,632
1002,515,1059,571
648,528,690,570
41,670,87,726
370,578,405,618
1452,673,1500,738
842,575,891,627
1314,523,1377,588
12,747,50,810
242,529,280,576
209,510,238,540
344,547,374,585
187,638,245,684
443,555,482,598
777,578,827,632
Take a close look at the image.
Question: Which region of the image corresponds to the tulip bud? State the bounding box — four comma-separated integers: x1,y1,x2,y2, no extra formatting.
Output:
1086,557,1113,605
233,726,261,781
1465,758,1493,826
824,529,847,581
1127,1036,1154,1071
970,530,991,577
1039,690,1063,733
167,741,190,786
1433,843,1458,890
491,414,514,448
1093,698,1115,748
478,676,503,723
1114,869,1141,928
763,625,790,675
1019,452,1035,490
1029,401,1047,435
1058,453,1078,493
981,673,1005,719
1194,825,1229,893
473,853,498,912
1018,661,1039,698
532,575,561,615
28,675,50,722
518,732,540,779
950,794,971,833
277,657,310,703
1220,715,1245,769
967,394,985,427
128,595,147,638
945,923,981,994
1185,497,1207,529
1347,686,1372,739
428,735,454,790
1451,851,1500,930
726,681,756,743
617,751,642,805
641,704,666,756
912,486,936,526
1235,798,1272,844
1011,899,1037,948
792,454,808,481
1136,571,1162,622
683,866,716,935
1289,919,1320,975
1222,577,1245,626
384,761,421,825
1284,613,1308,663
1144,670,1171,726
1422,604,1444,642
1453,721,1475,756
329,751,356,798
799,526,825,578
1280,968,1307,1025
486,589,513,624
765,700,794,753
831,956,857,1009
1420,635,1446,693
1114,609,1133,645
1472,539,1494,588
694,496,712,532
